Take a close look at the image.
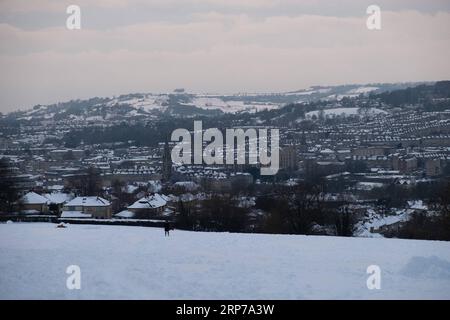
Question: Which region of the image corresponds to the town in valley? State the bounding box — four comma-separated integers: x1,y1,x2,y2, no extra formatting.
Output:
1,81,450,240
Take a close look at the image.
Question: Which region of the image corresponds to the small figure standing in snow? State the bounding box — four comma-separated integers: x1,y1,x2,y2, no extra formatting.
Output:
164,221,171,237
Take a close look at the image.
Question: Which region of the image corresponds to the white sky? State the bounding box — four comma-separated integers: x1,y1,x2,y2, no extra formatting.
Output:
1,0,450,112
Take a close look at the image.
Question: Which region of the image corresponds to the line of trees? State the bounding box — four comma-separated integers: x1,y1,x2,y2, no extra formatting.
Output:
393,180,450,241
175,182,358,237
176,195,250,233
66,166,103,196
0,159,20,213
256,184,356,236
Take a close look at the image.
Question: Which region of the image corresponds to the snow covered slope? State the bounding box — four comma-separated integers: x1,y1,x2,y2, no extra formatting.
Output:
305,107,388,119
1,223,449,299
189,96,279,113
8,83,422,121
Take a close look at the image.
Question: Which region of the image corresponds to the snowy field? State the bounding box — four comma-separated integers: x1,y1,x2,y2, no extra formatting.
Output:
1,223,450,299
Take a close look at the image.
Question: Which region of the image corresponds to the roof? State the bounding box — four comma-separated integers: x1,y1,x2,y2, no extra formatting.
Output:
408,200,428,211
64,196,110,207
44,193,73,204
174,181,199,191
21,192,49,205
128,193,167,210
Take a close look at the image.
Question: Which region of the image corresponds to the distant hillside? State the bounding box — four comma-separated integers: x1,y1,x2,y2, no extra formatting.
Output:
2,82,429,122
373,80,450,110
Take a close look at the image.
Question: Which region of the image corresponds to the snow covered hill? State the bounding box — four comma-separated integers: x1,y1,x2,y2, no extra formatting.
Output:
5,82,423,121
1,223,450,299
305,107,388,119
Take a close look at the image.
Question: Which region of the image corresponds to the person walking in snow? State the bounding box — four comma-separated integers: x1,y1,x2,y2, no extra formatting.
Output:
164,221,171,237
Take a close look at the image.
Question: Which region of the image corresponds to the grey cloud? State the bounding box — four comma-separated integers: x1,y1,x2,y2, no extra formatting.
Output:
0,1,449,112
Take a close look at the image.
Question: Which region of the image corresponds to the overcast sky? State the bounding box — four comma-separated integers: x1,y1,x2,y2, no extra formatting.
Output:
1,0,450,113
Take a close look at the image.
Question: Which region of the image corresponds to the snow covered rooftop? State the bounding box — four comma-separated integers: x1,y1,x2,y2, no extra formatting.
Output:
408,200,428,211
128,193,167,210
174,181,199,191
21,192,49,205
65,196,110,207
44,193,73,204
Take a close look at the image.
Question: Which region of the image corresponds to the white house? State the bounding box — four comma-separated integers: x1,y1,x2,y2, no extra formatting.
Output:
44,192,74,214
62,196,112,219
125,193,168,219
19,192,49,214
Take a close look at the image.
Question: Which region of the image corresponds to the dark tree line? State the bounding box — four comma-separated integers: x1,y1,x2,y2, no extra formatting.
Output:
66,166,103,196
393,180,450,241
256,183,356,236
174,180,358,236
176,195,250,233
373,81,450,110
0,159,20,213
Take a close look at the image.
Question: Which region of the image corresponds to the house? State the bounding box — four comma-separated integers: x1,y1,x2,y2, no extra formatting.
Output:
425,158,442,176
280,145,298,170
369,210,411,235
62,196,112,219
44,192,74,215
392,155,418,173
19,192,49,214
407,200,428,213
127,193,168,219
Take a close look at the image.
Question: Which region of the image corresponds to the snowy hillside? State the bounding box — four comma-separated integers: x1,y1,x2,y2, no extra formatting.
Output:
1,223,450,299
305,107,388,119
6,83,421,121
188,96,279,113
106,94,170,113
